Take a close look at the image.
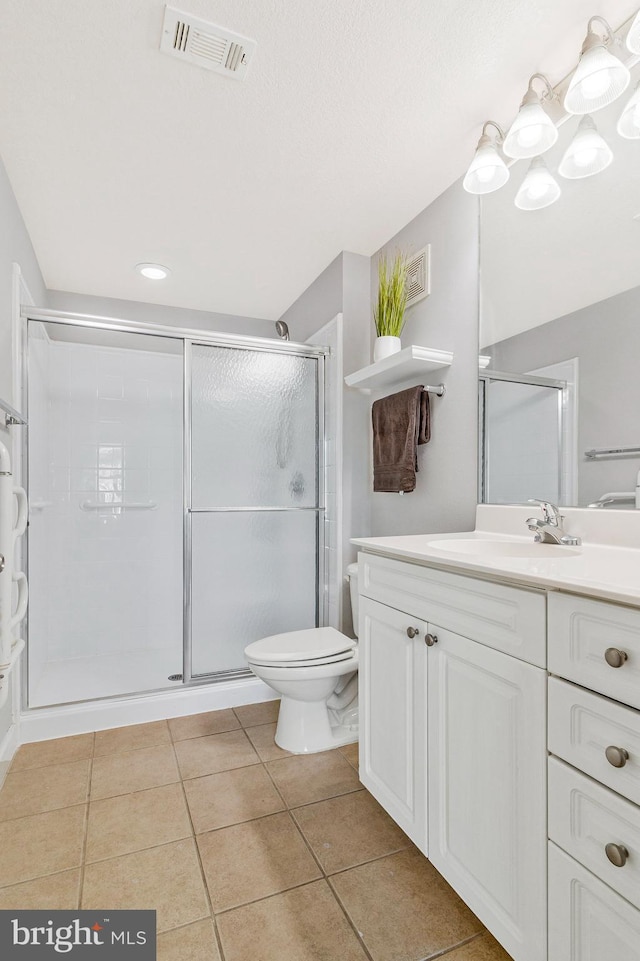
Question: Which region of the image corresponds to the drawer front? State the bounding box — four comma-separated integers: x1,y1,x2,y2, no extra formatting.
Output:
549,592,640,709
549,677,640,805
358,552,547,667
548,842,640,961
549,757,640,910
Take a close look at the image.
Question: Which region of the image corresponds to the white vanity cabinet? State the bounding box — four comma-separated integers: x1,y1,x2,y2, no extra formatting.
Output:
358,552,548,961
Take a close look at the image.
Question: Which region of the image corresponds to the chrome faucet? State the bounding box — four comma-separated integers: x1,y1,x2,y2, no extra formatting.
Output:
526,499,581,546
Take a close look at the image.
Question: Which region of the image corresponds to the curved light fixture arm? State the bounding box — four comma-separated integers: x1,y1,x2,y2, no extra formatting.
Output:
481,120,506,143
585,16,615,49
527,73,557,103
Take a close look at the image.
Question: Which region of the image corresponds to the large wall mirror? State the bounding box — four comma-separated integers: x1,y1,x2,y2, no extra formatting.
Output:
479,63,640,510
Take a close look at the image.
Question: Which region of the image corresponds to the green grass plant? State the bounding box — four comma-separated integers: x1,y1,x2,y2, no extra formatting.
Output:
374,252,409,337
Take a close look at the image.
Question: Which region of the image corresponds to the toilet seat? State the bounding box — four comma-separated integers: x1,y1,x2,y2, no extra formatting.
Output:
245,627,356,669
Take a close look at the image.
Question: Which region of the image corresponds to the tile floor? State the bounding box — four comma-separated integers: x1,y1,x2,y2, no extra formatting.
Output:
0,700,513,961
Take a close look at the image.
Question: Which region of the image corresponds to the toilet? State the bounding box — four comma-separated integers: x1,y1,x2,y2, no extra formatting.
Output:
244,563,359,754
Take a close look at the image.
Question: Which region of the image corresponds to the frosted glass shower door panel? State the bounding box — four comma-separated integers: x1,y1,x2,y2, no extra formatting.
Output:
191,511,318,675
191,345,319,508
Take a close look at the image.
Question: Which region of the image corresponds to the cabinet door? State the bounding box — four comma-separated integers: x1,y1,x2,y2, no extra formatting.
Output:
428,626,547,961
549,842,640,961
359,596,427,851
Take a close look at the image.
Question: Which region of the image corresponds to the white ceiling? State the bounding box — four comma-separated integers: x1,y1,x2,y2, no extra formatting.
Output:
0,0,638,320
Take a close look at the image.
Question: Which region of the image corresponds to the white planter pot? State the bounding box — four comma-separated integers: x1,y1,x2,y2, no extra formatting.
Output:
373,336,402,363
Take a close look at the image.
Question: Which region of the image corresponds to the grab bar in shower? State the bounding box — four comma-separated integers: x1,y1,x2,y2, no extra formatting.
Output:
80,500,158,511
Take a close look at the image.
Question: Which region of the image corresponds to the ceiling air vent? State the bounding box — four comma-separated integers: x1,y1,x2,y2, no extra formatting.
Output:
160,6,256,80
406,245,431,308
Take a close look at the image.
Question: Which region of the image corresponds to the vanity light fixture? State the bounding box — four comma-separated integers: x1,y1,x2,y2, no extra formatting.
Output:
625,10,640,54
514,157,561,210
462,121,509,195
564,17,630,115
558,115,613,179
503,74,558,160
136,263,170,280
617,80,640,139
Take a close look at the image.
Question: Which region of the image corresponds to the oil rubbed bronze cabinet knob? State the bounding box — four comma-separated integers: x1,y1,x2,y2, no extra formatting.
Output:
425,633,438,647
406,626,420,639
605,745,630,768
604,647,628,668
605,843,629,868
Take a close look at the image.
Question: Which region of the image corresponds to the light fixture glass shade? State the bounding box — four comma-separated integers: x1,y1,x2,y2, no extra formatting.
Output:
626,11,640,54
463,136,509,195
617,82,640,139
503,101,558,159
558,115,613,179
564,43,630,115
514,157,561,210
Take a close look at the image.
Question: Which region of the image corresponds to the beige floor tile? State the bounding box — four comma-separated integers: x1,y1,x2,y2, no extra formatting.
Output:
169,710,240,742
184,764,285,833
293,790,409,873
0,759,90,820
94,720,171,756
244,722,291,761
233,700,280,728
174,730,259,780
442,932,514,960
217,879,368,961
0,869,81,909
86,783,192,862
0,805,86,887
266,750,362,807
198,811,321,912
91,745,179,799
11,734,94,772
157,919,221,961
339,741,359,771
330,849,483,961
82,838,209,934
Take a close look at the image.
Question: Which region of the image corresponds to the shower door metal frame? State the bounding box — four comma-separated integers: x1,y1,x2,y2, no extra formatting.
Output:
21,307,328,702
182,338,326,685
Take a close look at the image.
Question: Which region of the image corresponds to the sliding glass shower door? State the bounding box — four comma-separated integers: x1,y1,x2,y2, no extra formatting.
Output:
187,343,323,678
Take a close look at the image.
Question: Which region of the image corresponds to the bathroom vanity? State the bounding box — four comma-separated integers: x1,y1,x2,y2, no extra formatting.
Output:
353,506,640,961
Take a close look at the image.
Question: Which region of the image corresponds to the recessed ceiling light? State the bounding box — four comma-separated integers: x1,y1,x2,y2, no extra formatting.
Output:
136,263,170,280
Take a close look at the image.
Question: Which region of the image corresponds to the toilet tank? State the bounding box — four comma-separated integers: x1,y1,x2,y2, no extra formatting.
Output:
346,562,359,638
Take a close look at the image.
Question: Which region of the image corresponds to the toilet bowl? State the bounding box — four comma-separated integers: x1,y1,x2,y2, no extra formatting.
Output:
244,563,359,754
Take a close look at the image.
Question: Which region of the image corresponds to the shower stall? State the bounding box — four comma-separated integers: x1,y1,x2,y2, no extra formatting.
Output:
24,312,327,709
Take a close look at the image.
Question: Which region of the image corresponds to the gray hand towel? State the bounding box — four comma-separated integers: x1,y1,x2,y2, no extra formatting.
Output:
372,386,431,493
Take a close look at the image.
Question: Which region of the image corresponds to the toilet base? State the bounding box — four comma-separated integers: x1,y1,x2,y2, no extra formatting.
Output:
274,693,359,754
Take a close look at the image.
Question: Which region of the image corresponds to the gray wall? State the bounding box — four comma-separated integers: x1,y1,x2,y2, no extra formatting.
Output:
486,283,640,507
47,290,274,338
278,252,372,634
0,156,47,772
369,182,480,536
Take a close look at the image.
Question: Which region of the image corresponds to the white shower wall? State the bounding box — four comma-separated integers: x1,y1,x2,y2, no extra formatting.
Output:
28,331,183,706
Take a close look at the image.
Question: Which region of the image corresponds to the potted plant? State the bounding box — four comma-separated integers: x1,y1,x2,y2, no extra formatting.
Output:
373,251,409,362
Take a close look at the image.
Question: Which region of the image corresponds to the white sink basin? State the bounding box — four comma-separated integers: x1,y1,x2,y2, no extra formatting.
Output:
428,538,581,558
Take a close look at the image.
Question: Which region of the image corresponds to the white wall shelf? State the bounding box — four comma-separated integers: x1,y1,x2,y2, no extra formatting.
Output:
344,345,453,392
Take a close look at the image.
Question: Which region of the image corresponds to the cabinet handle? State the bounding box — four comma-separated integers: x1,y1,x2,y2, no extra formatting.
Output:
406,626,420,638
605,843,629,868
605,745,630,768
425,633,438,647
604,648,628,668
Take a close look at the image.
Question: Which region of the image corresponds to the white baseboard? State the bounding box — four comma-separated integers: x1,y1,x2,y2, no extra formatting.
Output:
0,720,21,787
19,676,275,744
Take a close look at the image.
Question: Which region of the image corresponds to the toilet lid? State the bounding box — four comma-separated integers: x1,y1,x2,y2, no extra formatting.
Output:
245,627,355,664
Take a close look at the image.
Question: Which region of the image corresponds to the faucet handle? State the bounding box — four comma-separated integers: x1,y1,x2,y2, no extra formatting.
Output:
527,499,562,525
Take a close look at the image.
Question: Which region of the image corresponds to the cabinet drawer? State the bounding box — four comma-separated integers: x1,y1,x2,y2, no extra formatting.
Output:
548,842,640,961
358,552,546,667
549,757,640,910
549,677,640,805
549,593,640,709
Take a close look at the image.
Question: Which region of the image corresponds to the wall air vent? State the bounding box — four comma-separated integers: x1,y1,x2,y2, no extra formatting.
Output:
406,245,431,308
160,6,256,80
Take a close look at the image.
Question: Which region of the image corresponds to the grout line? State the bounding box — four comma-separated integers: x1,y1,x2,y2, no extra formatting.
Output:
325,876,377,961
421,932,487,961
77,732,95,909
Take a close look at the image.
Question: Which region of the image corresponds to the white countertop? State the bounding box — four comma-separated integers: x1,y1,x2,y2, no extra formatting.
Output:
352,506,640,607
